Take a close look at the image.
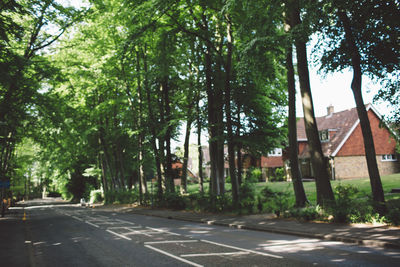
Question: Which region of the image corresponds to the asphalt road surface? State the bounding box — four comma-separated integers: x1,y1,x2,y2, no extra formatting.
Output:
1,202,399,266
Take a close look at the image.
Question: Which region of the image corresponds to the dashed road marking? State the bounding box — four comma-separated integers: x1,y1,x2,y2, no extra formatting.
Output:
201,239,283,259
85,221,100,228
145,240,198,245
181,251,250,257
144,245,203,267
106,229,132,240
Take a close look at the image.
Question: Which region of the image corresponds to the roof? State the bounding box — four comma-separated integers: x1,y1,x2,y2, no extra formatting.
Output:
297,106,364,158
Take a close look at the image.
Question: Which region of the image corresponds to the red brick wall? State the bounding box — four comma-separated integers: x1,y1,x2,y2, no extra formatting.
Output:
298,142,307,155
337,110,397,156
261,156,283,168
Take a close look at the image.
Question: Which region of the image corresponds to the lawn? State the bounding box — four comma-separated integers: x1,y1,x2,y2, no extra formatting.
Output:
186,173,400,205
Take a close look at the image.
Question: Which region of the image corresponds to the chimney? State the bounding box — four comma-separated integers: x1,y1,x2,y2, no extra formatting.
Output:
327,105,334,116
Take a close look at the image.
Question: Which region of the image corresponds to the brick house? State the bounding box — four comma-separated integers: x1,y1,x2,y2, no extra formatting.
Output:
296,104,399,179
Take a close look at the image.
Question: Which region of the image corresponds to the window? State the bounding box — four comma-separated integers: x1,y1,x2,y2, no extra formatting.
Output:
268,148,282,157
381,154,398,161
319,130,329,142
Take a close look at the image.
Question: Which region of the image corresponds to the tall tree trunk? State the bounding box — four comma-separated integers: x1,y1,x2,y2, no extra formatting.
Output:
338,11,385,208
162,78,175,193
135,50,147,203
200,13,221,197
285,25,308,207
196,95,204,193
224,14,239,206
236,105,243,186
143,47,163,200
289,1,334,205
181,117,192,194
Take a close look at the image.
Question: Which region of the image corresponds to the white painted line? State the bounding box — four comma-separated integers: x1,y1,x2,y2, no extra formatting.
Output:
115,219,136,225
181,251,249,257
144,245,203,267
85,221,100,228
146,227,181,236
71,216,83,221
106,230,132,240
201,239,283,259
124,229,152,237
145,240,198,245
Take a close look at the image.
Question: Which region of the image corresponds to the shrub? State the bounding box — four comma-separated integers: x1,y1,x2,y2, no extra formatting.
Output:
104,189,139,204
326,184,359,223
90,189,103,203
260,185,291,217
239,181,256,213
289,205,323,221
162,192,186,210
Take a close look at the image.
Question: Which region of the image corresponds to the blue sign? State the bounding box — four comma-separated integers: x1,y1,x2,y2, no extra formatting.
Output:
0,181,10,188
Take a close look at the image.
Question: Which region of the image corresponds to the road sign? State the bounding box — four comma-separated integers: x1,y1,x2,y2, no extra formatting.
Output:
0,181,10,188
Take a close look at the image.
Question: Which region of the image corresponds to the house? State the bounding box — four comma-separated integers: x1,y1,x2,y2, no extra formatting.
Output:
296,104,399,179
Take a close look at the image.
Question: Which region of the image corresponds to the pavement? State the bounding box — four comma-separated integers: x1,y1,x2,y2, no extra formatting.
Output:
93,204,400,250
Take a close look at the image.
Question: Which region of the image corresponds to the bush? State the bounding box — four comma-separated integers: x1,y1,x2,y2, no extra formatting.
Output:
239,181,256,213
90,189,103,204
104,189,139,204
289,205,323,221
326,184,359,223
162,192,186,210
47,191,62,198
260,185,291,217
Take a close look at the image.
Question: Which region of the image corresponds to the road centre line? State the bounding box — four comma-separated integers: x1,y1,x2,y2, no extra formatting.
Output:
106,229,132,240
201,239,283,259
145,240,198,245
85,221,100,228
181,251,250,257
144,245,203,267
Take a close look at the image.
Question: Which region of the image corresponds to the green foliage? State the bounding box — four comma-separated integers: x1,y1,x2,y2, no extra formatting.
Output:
326,184,359,223
90,189,104,204
260,185,291,217
104,190,139,205
160,192,186,210
239,181,256,213
288,205,323,221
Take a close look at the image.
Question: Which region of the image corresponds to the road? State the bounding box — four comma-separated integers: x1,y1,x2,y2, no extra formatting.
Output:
1,202,399,266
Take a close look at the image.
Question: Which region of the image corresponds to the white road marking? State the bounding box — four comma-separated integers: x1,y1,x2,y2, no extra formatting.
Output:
115,219,137,225
145,245,203,267
85,221,100,228
146,226,181,236
201,239,283,259
106,229,132,240
145,240,198,245
71,216,83,221
181,251,250,257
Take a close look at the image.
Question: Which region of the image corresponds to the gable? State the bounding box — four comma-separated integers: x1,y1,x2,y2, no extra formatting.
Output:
335,109,397,156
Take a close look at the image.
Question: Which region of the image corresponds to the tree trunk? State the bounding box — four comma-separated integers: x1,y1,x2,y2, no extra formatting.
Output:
289,1,334,205
196,94,204,193
337,11,385,208
181,117,192,194
143,47,163,200
236,105,243,186
224,14,239,206
162,77,175,193
285,27,308,207
136,50,148,203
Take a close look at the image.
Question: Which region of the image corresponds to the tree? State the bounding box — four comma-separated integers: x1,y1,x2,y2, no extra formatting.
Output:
287,0,334,205
284,20,308,207
316,0,400,209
